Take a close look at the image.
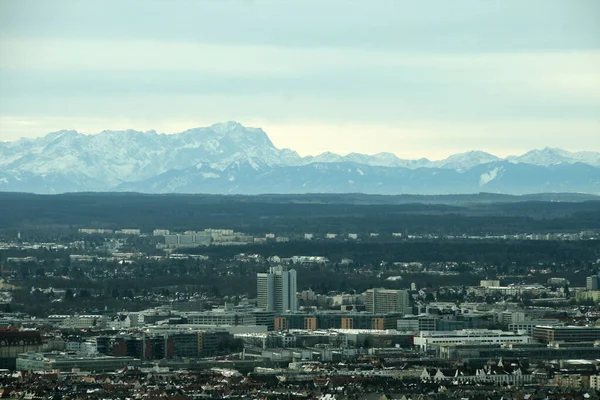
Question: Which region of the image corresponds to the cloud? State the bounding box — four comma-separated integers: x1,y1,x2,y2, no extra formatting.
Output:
0,1,598,157
1,0,599,51
2,37,600,75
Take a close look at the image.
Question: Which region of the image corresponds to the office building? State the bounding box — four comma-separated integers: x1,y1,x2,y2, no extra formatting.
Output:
480,280,500,287
587,275,600,290
508,319,563,337
257,266,297,313
184,310,275,331
441,342,600,361
365,288,410,314
16,352,140,372
533,325,600,343
275,311,400,331
164,233,211,248
414,329,531,352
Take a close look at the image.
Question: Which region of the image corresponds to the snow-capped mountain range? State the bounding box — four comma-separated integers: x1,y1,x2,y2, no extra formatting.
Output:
1,121,599,195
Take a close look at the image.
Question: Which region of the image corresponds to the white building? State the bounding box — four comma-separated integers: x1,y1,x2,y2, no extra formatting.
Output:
66,340,98,356
118,229,141,235
508,319,562,337
107,312,144,329
257,266,298,313
414,329,531,352
153,229,170,236
365,288,410,315
480,280,500,287
61,315,107,329
499,311,526,326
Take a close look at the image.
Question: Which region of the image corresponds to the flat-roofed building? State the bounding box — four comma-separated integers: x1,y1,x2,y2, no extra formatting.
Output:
16,352,140,372
164,233,211,248
508,319,562,337
365,288,410,315
184,310,275,331
341,317,354,329
480,280,500,287
414,329,531,352
257,266,297,313
534,325,600,343
303,317,317,330
275,312,400,331
274,317,288,331
587,275,600,290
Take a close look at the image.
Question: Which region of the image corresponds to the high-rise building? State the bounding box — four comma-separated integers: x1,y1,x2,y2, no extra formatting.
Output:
365,288,410,314
257,273,274,312
586,275,600,291
257,266,298,313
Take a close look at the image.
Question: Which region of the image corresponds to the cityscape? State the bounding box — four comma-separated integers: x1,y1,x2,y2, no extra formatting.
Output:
1,0,599,398
0,202,599,399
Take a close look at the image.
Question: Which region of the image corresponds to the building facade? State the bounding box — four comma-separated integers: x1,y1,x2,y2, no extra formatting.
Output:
533,325,600,343
274,312,400,331
587,275,600,290
365,288,410,314
414,329,531,352
257,266,298,313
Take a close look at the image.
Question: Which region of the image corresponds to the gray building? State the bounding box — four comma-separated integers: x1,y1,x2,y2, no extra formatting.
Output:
587,275,600,290
184,310,275,331
16,352,140,372
164,233,211,248
365,288,410,315
257,266,298,313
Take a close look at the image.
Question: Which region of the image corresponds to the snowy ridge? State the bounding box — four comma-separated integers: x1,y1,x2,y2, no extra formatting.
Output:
0,121,599,194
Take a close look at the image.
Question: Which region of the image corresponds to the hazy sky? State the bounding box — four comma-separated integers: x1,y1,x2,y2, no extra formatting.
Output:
0,0,599,159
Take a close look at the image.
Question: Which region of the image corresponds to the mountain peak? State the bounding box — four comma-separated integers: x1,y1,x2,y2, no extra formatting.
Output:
508,147,575,166
45,130,81,141
209,121,245,133
529,147,569,155
0,123,599,194
432,150,500,171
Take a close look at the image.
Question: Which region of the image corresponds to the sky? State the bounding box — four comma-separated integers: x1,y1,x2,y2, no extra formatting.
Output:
0,0,599,160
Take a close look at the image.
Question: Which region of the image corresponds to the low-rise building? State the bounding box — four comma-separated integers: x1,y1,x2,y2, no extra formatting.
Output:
275,311,400,331
16,352,140,372
414,329,531,352
534,325,600,343
508,319,562,337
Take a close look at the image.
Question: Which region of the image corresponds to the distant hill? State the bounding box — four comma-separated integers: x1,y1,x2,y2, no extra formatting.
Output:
0,192,598,234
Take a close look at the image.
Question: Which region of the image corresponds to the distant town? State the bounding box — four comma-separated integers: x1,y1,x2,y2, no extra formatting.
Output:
0,218,600,399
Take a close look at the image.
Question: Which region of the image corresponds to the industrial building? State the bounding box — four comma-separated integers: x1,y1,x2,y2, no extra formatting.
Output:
16,352,140,372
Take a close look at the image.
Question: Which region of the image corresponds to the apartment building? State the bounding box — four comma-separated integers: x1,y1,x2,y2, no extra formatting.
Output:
365,288,410,315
